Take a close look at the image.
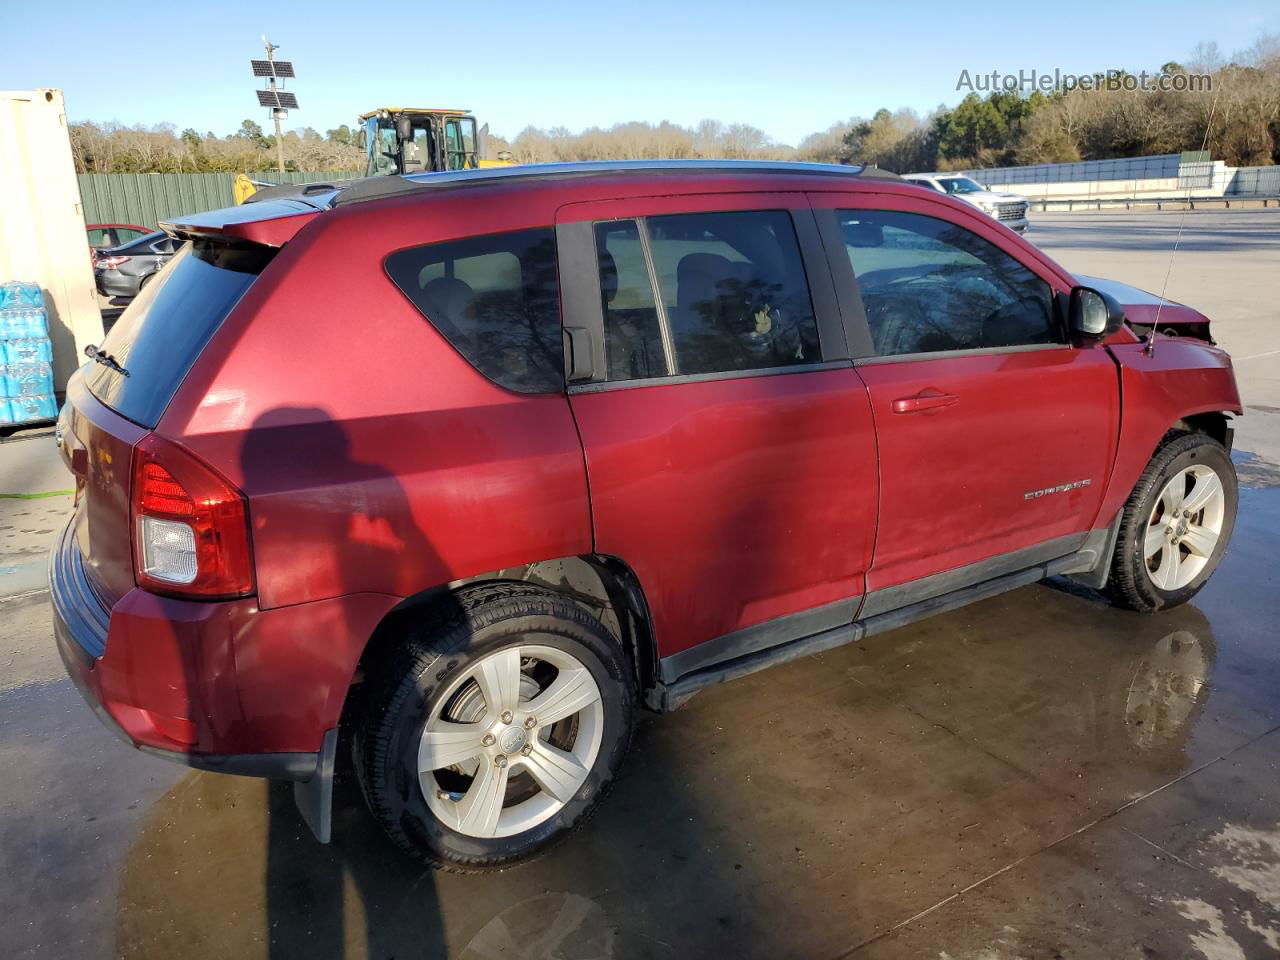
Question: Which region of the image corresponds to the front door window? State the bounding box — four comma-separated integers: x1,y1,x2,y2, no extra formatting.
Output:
836,209,1058,357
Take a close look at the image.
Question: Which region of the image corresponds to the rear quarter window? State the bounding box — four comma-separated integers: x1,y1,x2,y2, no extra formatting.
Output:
385,229,563,394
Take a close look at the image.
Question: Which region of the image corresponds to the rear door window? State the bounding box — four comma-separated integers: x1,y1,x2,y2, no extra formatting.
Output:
85,242,272,427
595,221,670,380
386,228,563,393
607,210,820,378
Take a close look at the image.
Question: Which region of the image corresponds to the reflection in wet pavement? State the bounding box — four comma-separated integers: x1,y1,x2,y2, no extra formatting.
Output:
2,482,1278,959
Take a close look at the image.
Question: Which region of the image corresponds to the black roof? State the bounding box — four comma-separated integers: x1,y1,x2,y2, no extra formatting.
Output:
330,159,901,208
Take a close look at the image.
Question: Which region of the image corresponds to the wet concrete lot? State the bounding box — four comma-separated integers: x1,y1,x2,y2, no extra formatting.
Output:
2,464,1277,958
3,210,1280,959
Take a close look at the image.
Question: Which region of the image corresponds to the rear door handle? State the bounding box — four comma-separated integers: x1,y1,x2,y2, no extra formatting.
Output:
892,389,959,414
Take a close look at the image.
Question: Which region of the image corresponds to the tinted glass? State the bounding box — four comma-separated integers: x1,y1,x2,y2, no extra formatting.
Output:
838,210,1057,356
118,231,166,254
85,242,272,427
595,221,668,381
646,211,819,376
386,229,563,393
86,228,112,247
117,228,150,242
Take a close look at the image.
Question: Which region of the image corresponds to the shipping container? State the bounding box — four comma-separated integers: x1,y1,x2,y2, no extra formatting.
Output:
0,89,104,391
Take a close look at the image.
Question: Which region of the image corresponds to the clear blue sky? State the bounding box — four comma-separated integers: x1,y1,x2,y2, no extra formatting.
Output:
4,0,1277,146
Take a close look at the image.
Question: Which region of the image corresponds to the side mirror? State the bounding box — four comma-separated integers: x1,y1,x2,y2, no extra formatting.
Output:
357,128,366,151
395,116,413,143
1069,285,1125,340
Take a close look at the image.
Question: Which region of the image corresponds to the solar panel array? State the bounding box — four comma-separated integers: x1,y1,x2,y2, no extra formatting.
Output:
250,59,295,78
255,90,300,109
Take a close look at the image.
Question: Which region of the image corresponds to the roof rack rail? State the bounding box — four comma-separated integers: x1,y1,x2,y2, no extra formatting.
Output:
330,159,901,208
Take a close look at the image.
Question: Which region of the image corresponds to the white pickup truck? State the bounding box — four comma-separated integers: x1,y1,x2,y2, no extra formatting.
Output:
902,174,1030,233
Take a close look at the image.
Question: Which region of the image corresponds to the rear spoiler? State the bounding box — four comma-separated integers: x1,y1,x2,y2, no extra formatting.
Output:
159,197,323,248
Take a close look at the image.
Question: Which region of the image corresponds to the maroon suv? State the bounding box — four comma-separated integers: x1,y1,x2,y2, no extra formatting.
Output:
52,161,1241,870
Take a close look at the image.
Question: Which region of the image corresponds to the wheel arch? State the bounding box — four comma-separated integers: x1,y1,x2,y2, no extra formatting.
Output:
340,554,660,728
1173,411,1234,450
1100,340,1241,528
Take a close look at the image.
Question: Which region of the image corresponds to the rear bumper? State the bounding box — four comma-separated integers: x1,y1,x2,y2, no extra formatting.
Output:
93,271,137,298
49,518,319,781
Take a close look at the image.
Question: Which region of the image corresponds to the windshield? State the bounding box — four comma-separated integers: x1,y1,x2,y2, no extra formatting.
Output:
940,177,985,194
84,241,273,427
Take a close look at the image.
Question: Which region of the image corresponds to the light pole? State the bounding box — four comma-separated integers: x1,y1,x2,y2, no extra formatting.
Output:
251,39,297,177
265,39,284,173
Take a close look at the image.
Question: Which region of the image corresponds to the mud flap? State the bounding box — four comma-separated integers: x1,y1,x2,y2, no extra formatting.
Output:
293,727,338,843
1066,510,1124,590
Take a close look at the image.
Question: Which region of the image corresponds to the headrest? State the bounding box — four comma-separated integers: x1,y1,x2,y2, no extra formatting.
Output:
676,252,736,309
599,249,618,303
419,276,475,324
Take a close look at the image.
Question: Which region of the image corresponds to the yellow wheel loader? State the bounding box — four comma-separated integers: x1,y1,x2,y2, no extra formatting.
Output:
358,108,512,177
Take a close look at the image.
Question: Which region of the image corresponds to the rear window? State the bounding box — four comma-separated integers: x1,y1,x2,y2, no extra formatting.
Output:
385,229,563,394
84,241,271,427
115,231,165,253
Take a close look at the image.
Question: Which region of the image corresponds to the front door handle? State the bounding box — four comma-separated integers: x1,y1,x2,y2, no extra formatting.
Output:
892,389,959,414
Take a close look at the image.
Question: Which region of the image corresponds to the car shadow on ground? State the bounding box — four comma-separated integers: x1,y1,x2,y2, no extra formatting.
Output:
111,711,780,960
108,584,1246,960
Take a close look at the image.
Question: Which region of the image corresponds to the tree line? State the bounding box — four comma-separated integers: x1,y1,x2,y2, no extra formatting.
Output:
70,119,366,174
820,37,1280,173
71,35,1279,177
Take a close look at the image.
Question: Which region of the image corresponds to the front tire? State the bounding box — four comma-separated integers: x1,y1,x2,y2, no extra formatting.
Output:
1107,432,1237,612
354,583,633,871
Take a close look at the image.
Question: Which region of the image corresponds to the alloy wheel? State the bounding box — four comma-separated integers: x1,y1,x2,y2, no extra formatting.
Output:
419,643,605,838
1143,464,1226,591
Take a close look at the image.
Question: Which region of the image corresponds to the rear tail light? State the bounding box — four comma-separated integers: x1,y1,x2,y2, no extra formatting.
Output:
96,256,127,269
131,434,254,599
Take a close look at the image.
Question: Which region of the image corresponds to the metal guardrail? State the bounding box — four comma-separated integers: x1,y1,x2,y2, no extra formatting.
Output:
1032,195,1280,212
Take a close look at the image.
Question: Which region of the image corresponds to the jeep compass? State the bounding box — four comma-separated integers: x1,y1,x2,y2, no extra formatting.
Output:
51,160,1241,870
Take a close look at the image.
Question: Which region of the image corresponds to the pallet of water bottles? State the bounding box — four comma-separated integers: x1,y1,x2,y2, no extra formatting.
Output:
0,282,57,426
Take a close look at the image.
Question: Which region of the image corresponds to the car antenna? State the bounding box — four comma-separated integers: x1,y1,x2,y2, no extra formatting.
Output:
1147,90,1220,358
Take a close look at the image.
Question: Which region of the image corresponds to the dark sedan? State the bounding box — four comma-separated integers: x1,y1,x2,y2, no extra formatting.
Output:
93,232,183,299
87,223,151,252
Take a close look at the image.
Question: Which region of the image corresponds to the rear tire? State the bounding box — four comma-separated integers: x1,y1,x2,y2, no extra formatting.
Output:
354,583,633,871
1106,432,1237,612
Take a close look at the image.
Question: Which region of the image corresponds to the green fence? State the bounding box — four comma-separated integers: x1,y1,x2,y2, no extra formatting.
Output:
76,171,362,229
